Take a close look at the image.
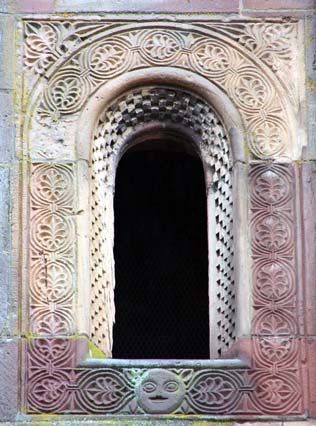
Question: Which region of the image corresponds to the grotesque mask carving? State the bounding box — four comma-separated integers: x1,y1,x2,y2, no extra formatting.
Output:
136,369,185,414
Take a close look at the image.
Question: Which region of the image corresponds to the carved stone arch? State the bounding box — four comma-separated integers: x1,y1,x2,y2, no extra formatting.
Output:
24,22,297,161
74,68,250,358
89,84,236,357
23,19,303,417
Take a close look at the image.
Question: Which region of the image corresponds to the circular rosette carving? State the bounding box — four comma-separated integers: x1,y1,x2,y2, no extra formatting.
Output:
187,371,241,413
228,71,274,114
253,337,298,368
31,307,74,335
31,211,75,253
31,164,73,207
253,308,297,335
139,30,182,65
250,166,291,207
28,338,74,368
43,67,90,116
251,212,293,254
190,40,236,79
250,372,301,414
77,370,133,413
30,260,74,305
253,260,295,304
28,371,70,412
135,369,185,414
249,117,288,158
84,38,132,80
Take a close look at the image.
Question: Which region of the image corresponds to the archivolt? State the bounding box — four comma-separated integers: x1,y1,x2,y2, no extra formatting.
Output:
90,86,235,357
26,23,296,160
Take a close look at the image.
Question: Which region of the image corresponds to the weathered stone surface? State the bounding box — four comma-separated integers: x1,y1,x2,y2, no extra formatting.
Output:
0,17,14,90
15,0,54,13
243,0,316,9
301,162,316,335
243,0,316,15
0,167,10,335
0,338,18,421
55,0,239,13
1,421,233,426
307,338,316,417
303,16,316,160
0,90,14,163
0,0,14,13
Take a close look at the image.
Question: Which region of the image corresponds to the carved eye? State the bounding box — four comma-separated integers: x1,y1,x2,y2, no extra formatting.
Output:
142,381,157,393
164,381,179,392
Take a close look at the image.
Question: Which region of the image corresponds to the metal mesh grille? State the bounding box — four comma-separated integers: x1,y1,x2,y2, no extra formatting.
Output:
112,151,210,359
90,87,235,356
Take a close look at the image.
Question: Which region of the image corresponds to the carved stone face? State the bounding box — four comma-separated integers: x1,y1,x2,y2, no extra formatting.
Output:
136,369,185,414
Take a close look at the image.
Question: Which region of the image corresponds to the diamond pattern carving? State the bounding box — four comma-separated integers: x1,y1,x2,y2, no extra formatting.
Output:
91,87,234,356
23,18,303,419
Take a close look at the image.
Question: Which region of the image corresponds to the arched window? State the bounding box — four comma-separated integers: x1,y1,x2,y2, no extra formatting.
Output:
90,87,235,358
112,137,209,359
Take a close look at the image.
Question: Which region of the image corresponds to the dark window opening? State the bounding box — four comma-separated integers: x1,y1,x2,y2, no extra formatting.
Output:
112,140,209,359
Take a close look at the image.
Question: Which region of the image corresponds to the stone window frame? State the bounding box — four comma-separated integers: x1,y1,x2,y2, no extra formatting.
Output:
76,69,251,362
89,83,243,359
21,19,303,416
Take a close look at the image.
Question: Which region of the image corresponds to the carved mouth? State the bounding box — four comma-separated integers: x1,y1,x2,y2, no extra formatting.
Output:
149,396,168,402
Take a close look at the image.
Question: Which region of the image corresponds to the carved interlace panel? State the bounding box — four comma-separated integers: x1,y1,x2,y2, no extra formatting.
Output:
249,163,302,414
91,87,235,356
26,163,302,416
30,164,76,335
24,20,298,159
24,18,303,417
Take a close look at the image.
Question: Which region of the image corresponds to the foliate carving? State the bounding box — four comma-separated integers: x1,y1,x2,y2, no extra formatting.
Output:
23,22,295,159
91,87,235,357
25,22,59,74
237,23,296,73
254,261,295,304
32,212,75,253
85,38,132,80
250,163,302,414
27,338,254,415
24,21,115,75
31,165,74,206
197,22,297,80
187,371,242,413
30,164,75,335
42,68,91,117
23,19,303,419
78,370,134,413
249,372,301,414
139,30,183,64
190,41,232,77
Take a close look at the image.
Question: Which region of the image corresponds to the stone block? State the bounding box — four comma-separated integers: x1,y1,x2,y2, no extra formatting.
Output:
307,338,316,417
15,0,55,13
0,17,15,90
0,0,14,13
243,0,316,15
55,0,239,13
301,162,316,336
243,0,316,9
0,338,18,421
0,167,10,335
234,423,281,426
0,90,14,163
303,16,316,160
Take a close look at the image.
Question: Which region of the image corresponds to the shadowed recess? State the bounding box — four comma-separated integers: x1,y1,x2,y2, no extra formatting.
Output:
112,141,209,359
